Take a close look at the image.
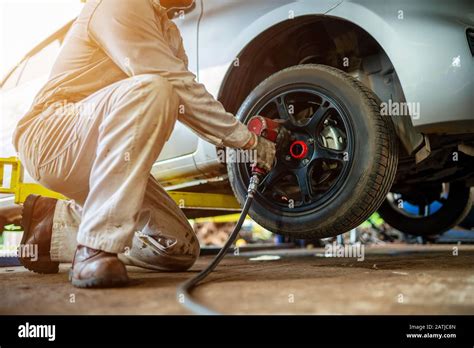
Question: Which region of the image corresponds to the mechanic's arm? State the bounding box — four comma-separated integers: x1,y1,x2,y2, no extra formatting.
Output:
88,0,254,149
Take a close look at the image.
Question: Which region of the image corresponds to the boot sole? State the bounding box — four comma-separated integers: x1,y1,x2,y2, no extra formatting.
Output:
19,195,59,274
69,269,129,288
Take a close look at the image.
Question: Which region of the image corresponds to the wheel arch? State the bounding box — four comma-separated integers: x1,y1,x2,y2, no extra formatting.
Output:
217,13,423,154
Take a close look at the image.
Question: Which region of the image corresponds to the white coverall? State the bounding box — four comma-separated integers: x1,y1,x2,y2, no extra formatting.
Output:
12,0,252,270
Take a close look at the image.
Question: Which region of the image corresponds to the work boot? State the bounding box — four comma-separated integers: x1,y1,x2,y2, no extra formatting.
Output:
19,195,60,274
70,245,129,288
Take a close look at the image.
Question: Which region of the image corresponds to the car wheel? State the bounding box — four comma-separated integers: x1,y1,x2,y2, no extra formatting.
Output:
378,182,473,236
227,64,398,239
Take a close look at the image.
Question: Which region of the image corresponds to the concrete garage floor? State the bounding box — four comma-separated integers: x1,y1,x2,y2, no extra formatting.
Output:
0,244,473,315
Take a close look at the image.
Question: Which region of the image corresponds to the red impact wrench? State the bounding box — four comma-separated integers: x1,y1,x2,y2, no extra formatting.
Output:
246,116,291,195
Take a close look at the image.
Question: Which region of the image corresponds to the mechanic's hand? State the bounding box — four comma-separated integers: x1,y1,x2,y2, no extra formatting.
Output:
251,135,277,173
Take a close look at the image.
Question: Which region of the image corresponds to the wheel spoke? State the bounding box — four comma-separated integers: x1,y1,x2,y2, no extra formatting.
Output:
307,102,329,131
261,164,286,192
295,167,313,202
274,96,291,121
314,146,345,162
273,96,301,131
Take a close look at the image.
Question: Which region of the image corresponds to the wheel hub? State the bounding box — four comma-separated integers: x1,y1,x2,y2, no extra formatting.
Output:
240,85,355,210
290,140,309,159
280,130,315,169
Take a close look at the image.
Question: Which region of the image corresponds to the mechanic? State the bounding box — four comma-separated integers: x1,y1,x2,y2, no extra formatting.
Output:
12,0,276,288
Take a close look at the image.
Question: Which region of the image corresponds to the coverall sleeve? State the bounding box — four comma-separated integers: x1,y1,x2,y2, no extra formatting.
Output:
88,0,252,148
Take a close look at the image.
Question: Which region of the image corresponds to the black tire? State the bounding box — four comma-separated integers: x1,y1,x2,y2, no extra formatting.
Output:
378,182,473,236
227,64,398,239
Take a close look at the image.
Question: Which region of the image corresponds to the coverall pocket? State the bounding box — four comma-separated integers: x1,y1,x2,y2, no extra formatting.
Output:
16,106,78,183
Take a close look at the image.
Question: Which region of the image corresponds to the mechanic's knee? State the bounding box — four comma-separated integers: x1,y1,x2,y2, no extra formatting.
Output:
166,235,200,271
126,228,199,272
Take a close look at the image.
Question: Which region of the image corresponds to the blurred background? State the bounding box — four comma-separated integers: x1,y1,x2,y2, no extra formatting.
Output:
0,0,83,80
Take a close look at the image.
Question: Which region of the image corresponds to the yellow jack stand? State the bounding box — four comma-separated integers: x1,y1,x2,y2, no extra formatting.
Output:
0,156,241,211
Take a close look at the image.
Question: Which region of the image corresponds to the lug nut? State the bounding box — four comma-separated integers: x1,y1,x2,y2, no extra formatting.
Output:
290,140,309,159
308,138,314,144
302,159,309,165
285,155,292,161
